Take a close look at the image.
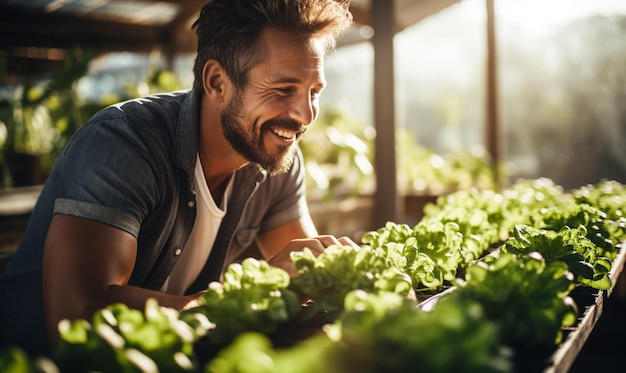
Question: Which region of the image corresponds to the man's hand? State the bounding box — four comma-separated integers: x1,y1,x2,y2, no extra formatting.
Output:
182,290,207,310
267,235,360,277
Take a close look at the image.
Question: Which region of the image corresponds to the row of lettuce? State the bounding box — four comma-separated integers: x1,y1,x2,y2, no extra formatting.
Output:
3,178,626,373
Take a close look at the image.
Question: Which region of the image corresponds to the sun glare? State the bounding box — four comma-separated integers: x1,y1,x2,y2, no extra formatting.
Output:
495,0,626,38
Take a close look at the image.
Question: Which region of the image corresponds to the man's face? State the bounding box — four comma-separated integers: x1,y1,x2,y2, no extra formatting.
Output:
221,28,326,175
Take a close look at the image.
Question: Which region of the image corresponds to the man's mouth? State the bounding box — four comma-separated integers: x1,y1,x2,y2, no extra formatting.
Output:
271,127,297,140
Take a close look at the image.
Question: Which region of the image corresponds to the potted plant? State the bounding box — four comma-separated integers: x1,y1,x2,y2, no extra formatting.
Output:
0,47,94,187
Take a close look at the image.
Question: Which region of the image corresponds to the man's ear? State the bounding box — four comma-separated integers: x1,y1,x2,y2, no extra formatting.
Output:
202,59,228,102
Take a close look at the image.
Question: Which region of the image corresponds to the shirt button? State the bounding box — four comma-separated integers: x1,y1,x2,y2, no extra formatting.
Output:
175,248,182,256
187,200,195,208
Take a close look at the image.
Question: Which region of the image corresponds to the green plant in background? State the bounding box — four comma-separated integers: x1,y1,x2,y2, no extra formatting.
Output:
0,87,54,156
300,109,375,202
397,128,497,196
0,47,99,186
300,111,499,203
123,68,184,98
0,53,184,188
42,48,103,163
0,53,495,195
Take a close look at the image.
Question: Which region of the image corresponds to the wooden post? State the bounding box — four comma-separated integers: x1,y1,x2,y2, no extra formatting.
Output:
486,0,502,188
372,0,399,228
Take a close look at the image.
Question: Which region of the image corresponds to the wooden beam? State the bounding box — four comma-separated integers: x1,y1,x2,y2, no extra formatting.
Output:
0,7,167,52
351,0,461,33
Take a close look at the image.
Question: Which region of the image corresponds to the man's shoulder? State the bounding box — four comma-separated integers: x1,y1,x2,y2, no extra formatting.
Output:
106,90,191,124
82,90,196,139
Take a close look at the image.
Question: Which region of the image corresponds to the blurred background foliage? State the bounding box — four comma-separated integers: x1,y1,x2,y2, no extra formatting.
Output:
300,109,375,202
300,110,497,202
0,47,493,198
0,51,184,187
0,47,99,186
396,129,496,196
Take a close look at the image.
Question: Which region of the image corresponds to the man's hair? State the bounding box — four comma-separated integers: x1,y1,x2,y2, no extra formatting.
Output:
192,0,353,92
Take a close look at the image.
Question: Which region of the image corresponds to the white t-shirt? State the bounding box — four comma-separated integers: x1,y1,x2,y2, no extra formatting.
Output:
160,154,234,295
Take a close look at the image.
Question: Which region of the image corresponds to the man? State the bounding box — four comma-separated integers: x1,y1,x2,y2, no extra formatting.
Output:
0,0,355,356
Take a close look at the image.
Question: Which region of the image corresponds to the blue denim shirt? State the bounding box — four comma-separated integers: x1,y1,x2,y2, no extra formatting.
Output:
0,89,309,356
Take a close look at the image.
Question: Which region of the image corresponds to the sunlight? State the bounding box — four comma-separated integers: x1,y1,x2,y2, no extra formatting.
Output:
495,0,626,38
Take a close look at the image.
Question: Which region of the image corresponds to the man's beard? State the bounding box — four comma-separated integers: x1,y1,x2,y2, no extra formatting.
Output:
221,93,301,176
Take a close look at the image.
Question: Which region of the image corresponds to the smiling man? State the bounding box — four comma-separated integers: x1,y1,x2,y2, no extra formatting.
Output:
0,0,355,357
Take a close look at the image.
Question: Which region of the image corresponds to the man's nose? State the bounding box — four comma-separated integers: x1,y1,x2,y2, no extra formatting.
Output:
289,94,317,125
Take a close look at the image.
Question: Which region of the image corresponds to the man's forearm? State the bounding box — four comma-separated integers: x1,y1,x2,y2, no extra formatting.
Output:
90,284,203,314
46,284,204,349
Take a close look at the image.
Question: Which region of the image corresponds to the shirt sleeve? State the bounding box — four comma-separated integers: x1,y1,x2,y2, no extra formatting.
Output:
50,109,161,238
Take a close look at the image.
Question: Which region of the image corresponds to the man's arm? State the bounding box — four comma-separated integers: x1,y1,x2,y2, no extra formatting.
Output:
256,213,317,258
256,214,359,277
42,214,202,348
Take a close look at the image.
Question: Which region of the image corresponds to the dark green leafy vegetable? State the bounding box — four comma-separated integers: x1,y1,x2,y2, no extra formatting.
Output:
361,221,462,290
55,298,198,373
184,258,301,346
574,181,626,251
453,252,578,348
504,224,612,290
4,177,626,373
205,331,341,373
290,245,413,320
574,180,626,223
532,203,618,258
0,346,58,373
325,290,512,373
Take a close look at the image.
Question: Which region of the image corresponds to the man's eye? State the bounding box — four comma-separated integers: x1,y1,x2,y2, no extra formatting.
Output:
275,87,294,95
311,89,322,99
